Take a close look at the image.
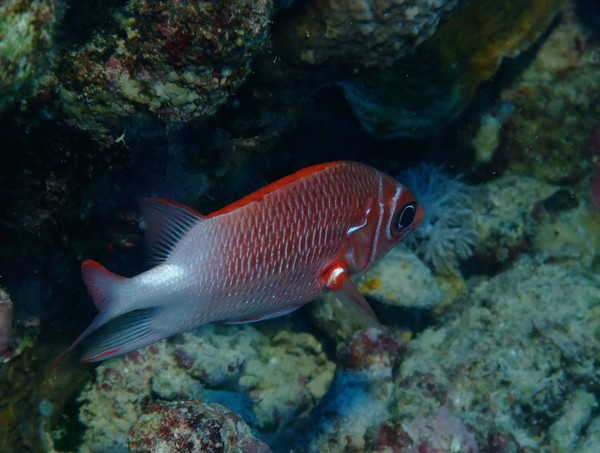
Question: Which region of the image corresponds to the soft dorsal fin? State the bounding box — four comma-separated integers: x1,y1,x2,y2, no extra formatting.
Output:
139,197,205,264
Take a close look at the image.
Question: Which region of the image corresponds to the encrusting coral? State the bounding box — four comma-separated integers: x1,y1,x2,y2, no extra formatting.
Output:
497,3,600,184
129,400,271,452
74,324,334,452
303,252,600,452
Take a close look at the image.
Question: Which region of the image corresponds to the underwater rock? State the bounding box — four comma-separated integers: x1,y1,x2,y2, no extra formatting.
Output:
306,252,600,451
311,246,442,341
273,0,459,69
532,189,600,269
0,0,61,114
401,408,479,453
396,254,600,450
470,172,556,272
340,0,566,137
0,287,14,361
366,410,481,453
49,0,272,146
587,120,600,210
76,324,334,452
357,246,443,308
469,102,516,165
499,4,600,184
304,329,407,452
129,400,271,453
337,328,406,376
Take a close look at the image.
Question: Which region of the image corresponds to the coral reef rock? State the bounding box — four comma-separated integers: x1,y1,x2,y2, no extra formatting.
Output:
51,0,272,145
470,172,557,271
273,0,460,69
129,400,271,453
304,328,408,452
340,0,567,137
499,4,600,184
0,0,61,114
311,246,442,341
393,254,600,451
357,245,443,308
0,286,14,361
305,253,600,451
76,324,334,452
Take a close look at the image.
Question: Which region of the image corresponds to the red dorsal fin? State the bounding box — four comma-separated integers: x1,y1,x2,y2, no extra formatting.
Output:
207,162,343,218
139,197,205,264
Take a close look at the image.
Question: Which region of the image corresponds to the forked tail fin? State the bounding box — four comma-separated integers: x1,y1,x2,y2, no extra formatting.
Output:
81,260,124,311
52,260,127,365
56,261,173,364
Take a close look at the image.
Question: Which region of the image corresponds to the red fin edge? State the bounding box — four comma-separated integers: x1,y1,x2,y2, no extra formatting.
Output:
82,260,124,280
145,197,205,218
81,348,123,363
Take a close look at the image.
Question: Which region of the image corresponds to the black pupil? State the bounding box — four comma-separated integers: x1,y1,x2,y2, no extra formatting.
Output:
397,203,417,230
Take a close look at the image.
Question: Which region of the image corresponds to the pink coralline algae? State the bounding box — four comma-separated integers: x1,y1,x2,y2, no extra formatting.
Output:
53,0,272,145
401,408,479,453
338,328,406,376
129,400,271,453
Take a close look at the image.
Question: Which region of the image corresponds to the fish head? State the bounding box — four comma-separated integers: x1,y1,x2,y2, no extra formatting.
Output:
380,172,424,246
345,171,424,273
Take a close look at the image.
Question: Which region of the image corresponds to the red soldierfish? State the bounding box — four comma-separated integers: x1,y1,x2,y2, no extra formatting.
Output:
66,161,424,362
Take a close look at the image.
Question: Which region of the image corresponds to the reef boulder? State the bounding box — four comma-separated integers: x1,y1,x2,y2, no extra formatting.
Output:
51,0,272,145
273,0,460,69
129,400,271,453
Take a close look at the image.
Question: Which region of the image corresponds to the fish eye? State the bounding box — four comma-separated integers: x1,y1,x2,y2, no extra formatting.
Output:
394,202,417,232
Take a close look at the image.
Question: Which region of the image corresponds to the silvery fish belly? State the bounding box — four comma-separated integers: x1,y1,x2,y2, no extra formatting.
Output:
64,161,424,362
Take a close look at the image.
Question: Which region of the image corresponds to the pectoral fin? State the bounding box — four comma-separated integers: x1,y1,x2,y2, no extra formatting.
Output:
321,261,381,329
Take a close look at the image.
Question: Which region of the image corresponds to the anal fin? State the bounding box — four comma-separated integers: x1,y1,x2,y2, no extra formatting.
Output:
80,307,165,362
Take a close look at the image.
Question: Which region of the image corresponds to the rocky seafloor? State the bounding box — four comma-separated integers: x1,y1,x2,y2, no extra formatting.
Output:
1,0,600,452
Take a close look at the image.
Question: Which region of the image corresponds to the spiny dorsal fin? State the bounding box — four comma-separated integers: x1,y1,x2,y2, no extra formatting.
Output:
139,197,205,264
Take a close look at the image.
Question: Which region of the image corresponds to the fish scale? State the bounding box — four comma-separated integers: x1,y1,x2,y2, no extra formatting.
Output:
61,161,424,362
